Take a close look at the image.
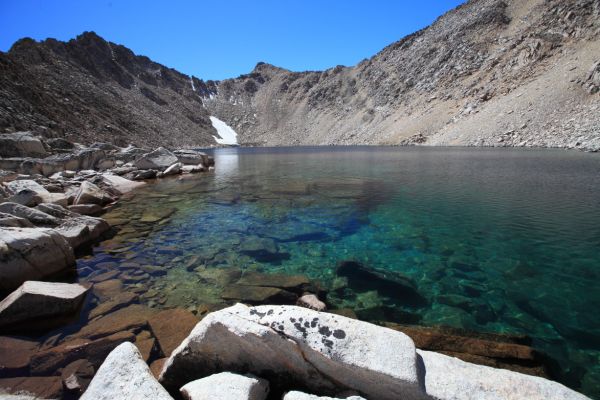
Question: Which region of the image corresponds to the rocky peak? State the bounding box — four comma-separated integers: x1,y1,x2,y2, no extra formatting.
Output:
0,32,217,147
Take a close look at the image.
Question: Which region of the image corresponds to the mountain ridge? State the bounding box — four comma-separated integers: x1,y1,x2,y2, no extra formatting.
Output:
1,0,599,150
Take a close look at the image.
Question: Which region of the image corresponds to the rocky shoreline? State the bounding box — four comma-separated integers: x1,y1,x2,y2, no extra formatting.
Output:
0,131,213,283
0,131,592,399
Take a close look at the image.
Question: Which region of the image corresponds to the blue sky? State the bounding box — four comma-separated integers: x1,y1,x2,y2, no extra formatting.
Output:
0,0,464,80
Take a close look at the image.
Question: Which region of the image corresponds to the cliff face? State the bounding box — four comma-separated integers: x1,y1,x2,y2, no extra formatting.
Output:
0,32,219,148
1,0,599,149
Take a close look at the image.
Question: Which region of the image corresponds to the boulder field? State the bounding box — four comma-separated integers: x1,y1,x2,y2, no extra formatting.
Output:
77,304,590,400
0,131,214,293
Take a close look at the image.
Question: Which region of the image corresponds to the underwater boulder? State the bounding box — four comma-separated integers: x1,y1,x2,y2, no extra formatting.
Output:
336,261,428,308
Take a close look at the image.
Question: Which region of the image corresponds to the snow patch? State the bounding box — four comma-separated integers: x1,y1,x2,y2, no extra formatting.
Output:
210,116,238,145
190,77,196,92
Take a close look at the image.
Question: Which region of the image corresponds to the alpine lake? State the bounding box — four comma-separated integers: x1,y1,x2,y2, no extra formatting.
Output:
73,146,600,397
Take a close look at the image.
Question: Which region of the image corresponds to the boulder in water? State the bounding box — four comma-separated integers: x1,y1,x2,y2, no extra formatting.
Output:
0,281,89,332
134,147,179,171
336,261,428,307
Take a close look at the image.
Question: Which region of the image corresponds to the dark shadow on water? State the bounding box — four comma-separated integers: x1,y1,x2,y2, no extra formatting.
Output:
336,261,429,308
240,249,292,264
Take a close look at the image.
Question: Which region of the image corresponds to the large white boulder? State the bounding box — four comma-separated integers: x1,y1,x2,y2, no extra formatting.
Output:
160,304,426,400
173,149,210,166
73,181,113,205
134,147,179,171
80,342,173,400
180,372,269,400
101,174,145,194
2,180,67,207
283,391,366,400
417,349,590,400
0,281,89,329
33,203,110,249
160,162,182,177
54,216,110,249
0,227,75,292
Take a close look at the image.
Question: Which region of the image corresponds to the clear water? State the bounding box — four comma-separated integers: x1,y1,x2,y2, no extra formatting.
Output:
77,147,600,396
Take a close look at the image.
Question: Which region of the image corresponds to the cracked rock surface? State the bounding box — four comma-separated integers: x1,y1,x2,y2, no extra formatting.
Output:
160,303,426,400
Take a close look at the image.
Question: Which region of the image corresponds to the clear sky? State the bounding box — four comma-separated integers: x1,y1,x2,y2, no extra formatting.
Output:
0,0,464,81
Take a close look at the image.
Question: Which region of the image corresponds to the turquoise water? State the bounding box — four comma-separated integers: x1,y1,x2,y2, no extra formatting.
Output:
78,147,600,396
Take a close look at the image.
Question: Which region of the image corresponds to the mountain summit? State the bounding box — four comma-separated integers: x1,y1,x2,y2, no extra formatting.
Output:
1,0,599,149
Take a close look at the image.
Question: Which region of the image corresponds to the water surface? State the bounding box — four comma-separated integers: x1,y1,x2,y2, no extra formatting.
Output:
78,147,600,396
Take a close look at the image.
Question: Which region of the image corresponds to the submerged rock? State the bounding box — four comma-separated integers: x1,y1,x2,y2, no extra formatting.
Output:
336,260,428,307
385,322,548,377
92,279,124,301
0,227,75,293
148,308,199,357
61,359,95,396
88,292,138,319
159,304,425,400
0,336,39,376
70,304,156,340
68,203,104,216
80,342,173,400
236,271,311,294
180,372,269,400
0,376,62,399
150,358,167,379
30,331,135,375
0,281,89,332
135,332,157,362
139,207,176,223
221,285,297,305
